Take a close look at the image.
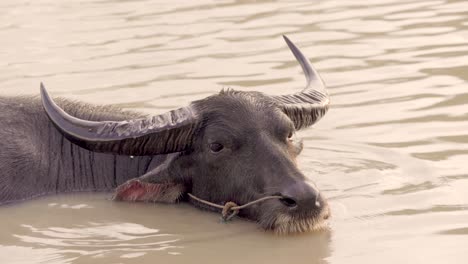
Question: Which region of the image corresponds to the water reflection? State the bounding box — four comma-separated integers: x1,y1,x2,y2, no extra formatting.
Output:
0,195,332,264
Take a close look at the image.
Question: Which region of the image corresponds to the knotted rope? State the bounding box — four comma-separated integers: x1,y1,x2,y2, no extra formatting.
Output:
187,193,283,221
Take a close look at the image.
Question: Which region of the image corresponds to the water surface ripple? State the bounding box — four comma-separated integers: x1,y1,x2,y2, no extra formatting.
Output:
1,0,468,263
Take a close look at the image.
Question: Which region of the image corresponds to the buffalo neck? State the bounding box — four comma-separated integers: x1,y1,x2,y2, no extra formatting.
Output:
33,98,156,194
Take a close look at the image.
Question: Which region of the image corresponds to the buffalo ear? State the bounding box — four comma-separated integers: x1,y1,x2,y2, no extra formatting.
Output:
113,179,186,203
113,154,190,203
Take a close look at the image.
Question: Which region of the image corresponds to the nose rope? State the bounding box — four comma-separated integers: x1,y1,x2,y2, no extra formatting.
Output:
187,193,283,222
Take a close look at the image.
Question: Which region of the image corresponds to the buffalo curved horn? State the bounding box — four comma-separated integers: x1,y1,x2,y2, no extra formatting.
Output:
40,83,199,156
271,36,330,130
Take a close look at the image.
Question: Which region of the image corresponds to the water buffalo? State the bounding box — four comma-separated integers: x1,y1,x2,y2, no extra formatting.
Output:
0,36,330,234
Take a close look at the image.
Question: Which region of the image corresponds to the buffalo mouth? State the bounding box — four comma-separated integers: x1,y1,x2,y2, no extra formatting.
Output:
256,201,331,234
271,209,330,234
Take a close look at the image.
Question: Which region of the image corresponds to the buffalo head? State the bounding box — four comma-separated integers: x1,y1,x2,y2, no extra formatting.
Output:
40,36,330,234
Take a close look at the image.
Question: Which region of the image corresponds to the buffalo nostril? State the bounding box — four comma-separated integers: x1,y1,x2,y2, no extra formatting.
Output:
280,197,297,208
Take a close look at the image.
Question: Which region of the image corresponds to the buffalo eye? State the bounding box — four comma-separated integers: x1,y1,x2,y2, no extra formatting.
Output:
288,131,293,139
209,143,224,153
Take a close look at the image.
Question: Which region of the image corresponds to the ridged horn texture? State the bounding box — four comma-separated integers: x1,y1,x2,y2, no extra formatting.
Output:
40,83,199,156
271,36,330,130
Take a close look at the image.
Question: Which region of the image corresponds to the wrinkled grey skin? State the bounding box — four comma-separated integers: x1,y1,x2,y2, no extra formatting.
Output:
0,37,330,234
0,97,153,201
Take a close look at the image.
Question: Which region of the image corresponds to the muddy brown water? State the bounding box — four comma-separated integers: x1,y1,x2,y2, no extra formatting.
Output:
1,0,468,263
